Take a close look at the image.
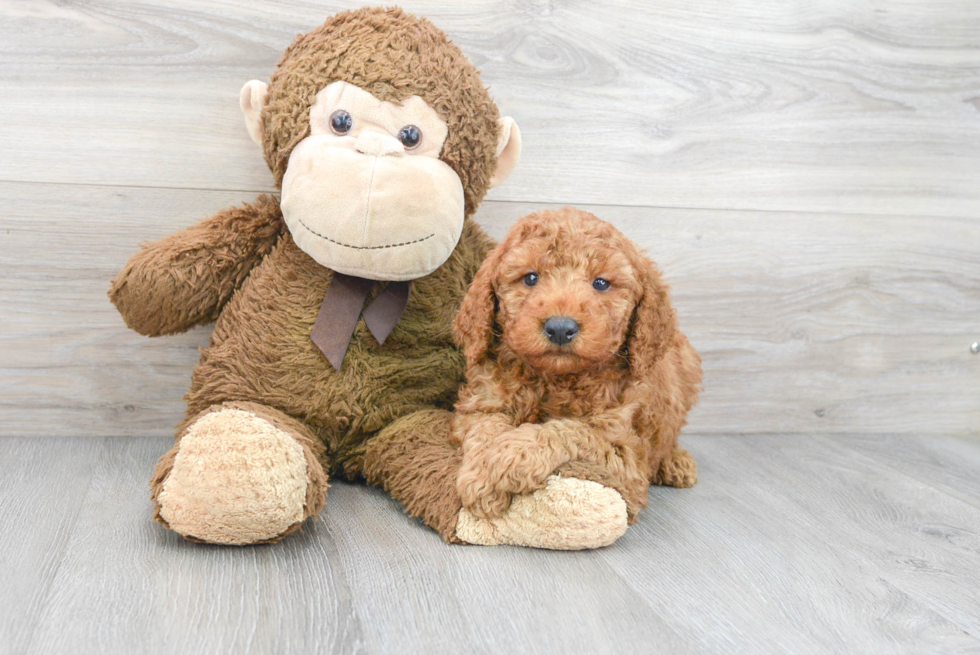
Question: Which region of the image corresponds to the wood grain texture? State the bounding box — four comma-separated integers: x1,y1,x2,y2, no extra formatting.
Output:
0,0,978,216
324,482,688,655
1,434,979,654
602,434,980,653
824,433,980,508
2,181,977,437
19,437,366,655
0,438,106,655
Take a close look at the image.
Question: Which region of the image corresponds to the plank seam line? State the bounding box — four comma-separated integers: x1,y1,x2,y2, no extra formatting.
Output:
811,433,980,512
0,179,976,223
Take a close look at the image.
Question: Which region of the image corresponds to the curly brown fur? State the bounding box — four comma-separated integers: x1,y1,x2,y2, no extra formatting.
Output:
363,409,465,543
109,194,284,337
451,208,702,521
179,218,492,470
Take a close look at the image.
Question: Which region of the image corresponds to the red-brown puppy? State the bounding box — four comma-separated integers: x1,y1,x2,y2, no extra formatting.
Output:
452,207,701,523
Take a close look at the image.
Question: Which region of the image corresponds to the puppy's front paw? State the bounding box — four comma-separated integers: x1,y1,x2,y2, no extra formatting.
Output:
455,475,628,550
456,463,513,519
656,446,698,488
457,423,557,519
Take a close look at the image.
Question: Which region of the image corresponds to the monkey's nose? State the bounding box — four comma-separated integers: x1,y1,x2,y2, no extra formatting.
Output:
543,316,579,346
354,131,405,157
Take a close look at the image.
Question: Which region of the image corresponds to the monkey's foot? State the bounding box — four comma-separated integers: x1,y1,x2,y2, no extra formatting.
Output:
455,475,628,550
155,408,315,545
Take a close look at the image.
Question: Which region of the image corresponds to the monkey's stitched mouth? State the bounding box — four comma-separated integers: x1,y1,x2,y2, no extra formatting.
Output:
296,217,435,250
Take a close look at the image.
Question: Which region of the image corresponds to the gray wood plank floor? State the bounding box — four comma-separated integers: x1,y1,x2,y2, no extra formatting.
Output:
2,434,979,655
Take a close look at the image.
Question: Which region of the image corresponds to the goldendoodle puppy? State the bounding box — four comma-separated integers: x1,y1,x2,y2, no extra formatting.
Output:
452,207,701,531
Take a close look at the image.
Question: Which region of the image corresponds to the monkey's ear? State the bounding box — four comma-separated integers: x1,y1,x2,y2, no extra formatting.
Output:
489,117,521,188
240,80,269,146
453,246,504,368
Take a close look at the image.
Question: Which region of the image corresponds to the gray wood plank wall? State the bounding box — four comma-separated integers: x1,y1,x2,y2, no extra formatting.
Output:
1,0,978,438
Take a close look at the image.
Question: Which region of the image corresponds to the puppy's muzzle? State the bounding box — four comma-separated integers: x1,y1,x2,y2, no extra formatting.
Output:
543,316,579,346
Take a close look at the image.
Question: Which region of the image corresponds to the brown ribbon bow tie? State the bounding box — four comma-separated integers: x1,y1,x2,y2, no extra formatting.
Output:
311,273,412,371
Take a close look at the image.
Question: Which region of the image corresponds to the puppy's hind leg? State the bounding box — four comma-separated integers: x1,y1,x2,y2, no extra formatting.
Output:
654,446,698,488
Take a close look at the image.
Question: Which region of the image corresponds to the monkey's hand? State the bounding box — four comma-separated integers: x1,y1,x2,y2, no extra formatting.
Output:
109,194,283,336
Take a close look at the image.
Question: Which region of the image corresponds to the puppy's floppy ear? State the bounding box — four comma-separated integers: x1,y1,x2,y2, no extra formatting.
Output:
453,244,505,368
626,255,678,379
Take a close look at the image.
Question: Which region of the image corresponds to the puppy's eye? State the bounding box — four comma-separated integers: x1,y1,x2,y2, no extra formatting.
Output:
330,110,353,135
523,272,539,287
397,125,422,149
592,278,611,291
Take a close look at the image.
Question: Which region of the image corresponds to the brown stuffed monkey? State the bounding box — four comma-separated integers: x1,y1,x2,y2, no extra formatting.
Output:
110,7,626,548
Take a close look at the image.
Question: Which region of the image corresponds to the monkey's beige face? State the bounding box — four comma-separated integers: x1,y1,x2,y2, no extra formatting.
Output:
241,76,520,281
279,81,465,281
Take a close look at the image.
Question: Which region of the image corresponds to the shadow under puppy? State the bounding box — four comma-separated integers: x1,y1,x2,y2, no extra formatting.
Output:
451,207,702,549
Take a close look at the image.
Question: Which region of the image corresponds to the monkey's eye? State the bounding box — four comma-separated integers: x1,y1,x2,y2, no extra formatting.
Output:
397,125,422,149
329,110,353,135
523,272,539,287
592,278,611,291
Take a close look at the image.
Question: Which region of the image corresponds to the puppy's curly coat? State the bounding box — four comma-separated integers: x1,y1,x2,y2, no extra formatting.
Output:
452,207,702,524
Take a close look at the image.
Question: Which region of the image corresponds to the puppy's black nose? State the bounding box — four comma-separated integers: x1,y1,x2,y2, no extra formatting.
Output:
543,316,579,345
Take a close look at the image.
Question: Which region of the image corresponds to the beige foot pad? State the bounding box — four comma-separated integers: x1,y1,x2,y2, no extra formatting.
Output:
455,475,628,550
158,408,309,545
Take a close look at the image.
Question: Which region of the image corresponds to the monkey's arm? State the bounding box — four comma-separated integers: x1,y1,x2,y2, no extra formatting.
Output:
109,194,283,336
